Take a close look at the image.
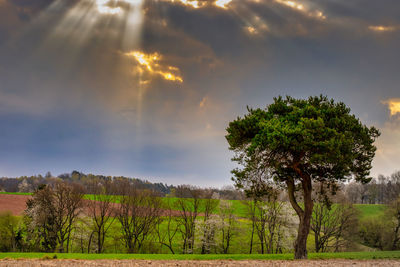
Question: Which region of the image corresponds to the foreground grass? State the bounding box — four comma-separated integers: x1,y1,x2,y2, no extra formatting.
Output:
0,251,400,260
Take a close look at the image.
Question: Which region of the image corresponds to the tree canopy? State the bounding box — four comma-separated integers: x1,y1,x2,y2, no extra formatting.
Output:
226,95,380,259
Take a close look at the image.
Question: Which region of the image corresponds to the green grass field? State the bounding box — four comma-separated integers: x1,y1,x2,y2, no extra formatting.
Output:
354,204,386,219
0,251,399,260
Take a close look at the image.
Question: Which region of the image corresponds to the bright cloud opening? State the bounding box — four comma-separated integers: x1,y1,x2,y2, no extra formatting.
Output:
274,0,326,20
163,0,231,9
96,0,143,14
125,51,183,83
383,99,400,116
214,0,232,9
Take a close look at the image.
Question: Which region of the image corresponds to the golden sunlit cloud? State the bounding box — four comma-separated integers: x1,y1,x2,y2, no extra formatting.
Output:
214,0,232,9
383,99,400,116
274,0,326,20
180,0,201,8
163,0,231,9
125,51,183,83
369,25,397,32
166,0,203,9
245,26,258,35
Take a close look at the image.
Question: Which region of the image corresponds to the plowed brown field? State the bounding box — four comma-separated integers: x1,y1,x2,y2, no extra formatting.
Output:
0,194,184,216
0,194,31,215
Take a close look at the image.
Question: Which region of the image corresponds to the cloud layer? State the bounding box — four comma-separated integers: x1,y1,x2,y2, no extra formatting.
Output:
0,0,400,185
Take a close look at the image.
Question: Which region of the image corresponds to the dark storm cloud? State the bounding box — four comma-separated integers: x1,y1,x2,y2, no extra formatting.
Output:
0,0,399,184
5,0,54,20
317,0,400,24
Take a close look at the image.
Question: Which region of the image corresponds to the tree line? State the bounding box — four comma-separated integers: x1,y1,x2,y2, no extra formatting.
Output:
2,170,399,205
0,171,243,200
344,171,400,204
2,178,400,254
1,179,243,254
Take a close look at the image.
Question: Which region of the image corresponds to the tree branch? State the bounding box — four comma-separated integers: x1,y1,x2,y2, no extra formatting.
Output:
286,178,304,217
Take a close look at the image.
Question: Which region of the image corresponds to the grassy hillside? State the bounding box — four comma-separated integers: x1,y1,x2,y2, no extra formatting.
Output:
354,204,386,219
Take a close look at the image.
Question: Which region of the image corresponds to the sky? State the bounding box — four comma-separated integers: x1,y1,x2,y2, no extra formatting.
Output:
0,0,400,187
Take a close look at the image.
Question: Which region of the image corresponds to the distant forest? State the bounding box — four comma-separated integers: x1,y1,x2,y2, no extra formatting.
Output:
0,171,243,200
1,170,400,204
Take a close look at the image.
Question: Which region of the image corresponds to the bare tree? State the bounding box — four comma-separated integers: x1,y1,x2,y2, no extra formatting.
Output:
264,193,285,254
311,200,337,252
242,199,257,254
311,191,359,253
86,179,117,253
156,198,179,254
218,200,237,254
52,182,84,253
174,185,202,254
253,191,285,254
333,201,359,252
117,186,162,253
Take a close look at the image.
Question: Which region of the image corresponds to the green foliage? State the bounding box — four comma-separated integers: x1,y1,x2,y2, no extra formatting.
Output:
358,217,391,250
0,212,20,252
226,95,380,188
226,95,380,259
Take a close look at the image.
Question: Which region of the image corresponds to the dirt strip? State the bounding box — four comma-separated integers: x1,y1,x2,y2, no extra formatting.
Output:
0,260,400,267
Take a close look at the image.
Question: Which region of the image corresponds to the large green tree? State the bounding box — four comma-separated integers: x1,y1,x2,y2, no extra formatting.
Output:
226,95,379,259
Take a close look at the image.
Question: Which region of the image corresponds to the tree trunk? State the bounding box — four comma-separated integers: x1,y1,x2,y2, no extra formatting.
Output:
249,219,255,254
225,232,231,254
249,201,256,254
87,232,93,253
286,174,313,259
294,210,312,259
59,242,64,253
295,177,313,259
314,231,320,253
